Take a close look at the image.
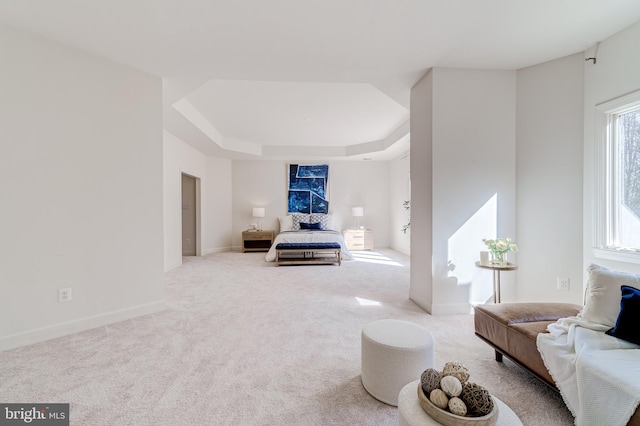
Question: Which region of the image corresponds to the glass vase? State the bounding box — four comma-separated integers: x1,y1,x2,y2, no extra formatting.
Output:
491,251,507,266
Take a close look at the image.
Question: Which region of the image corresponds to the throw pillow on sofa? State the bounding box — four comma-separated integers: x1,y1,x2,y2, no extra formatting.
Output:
579,264,640,328
605,285,640,345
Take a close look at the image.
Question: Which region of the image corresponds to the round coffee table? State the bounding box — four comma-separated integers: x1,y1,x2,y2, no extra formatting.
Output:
397,380,523,426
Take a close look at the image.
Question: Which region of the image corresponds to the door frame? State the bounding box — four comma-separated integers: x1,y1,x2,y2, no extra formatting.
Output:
180,171,202,257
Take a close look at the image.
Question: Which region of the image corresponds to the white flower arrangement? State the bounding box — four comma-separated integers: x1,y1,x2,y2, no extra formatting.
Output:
482,238,518,264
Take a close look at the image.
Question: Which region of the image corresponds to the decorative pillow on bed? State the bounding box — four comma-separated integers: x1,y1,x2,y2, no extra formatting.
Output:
309,213,334,230
290,213,309,231
278,215,294,232
605,285,640,345
579,264,640,327
300,222,322,230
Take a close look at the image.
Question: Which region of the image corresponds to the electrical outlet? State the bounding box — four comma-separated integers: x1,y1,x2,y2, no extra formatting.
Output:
557,278,570,291
58,287,72,302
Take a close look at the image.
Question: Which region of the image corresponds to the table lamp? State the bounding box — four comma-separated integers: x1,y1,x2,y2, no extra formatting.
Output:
352,207,364,229
253,207,265,231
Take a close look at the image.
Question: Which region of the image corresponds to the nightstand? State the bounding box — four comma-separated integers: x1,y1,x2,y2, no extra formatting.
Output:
242,230,274,252
343,229,373,250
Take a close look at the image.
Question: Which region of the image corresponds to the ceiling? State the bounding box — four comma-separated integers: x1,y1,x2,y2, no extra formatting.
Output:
2,1,640,161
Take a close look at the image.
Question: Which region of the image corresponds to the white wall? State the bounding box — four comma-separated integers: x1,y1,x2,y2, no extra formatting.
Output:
411,68,517,314
516,54,585,303
163,130,232,271
205,155,234,253
0,24,164,350
410,71,435,312
583,21,640,278
231,160,391,249
389,152,411,255
434,68,517,311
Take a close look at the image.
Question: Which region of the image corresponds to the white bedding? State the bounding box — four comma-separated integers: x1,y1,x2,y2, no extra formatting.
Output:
537,315,640,426
265,230,353,262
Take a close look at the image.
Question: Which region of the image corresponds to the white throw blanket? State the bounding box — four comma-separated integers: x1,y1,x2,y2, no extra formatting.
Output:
537,316,640,426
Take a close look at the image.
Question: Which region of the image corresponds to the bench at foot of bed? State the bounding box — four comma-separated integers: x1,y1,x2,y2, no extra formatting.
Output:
275,242,342,266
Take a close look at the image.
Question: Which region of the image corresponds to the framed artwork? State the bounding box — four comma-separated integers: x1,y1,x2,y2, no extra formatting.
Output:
288,164,329,214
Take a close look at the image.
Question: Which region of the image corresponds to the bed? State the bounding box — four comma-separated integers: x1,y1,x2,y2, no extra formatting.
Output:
265,213,354,262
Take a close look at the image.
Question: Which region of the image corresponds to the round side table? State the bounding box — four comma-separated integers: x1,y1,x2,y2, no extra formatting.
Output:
397,380,523,426
474,261,518,303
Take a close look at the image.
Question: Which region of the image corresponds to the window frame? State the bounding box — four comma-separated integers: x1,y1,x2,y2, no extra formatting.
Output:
594,90,640,264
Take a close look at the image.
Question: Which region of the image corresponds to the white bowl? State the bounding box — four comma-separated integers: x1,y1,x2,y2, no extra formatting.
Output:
417,384,499,426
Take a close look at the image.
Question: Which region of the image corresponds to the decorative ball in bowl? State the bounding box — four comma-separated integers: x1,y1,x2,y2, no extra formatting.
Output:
417,384,498,426
418,362,498,426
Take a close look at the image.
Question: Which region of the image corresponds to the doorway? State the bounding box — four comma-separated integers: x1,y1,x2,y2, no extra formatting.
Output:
181,173,199,256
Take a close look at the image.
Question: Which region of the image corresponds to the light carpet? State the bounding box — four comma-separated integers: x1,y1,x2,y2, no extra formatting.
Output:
0,249,574,425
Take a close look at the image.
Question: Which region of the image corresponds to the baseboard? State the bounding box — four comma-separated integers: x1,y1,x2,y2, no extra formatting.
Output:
0,300,166,352
203,246,232,255
165,247,233,271
430,302,472,315
408,291,470,315
409,291,432,314
164,259,182,272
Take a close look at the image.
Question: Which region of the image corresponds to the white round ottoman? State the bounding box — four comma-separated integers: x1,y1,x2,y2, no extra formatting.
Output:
361,319,434,406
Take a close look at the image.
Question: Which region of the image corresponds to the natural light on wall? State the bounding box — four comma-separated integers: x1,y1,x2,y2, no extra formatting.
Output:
447,194,497,305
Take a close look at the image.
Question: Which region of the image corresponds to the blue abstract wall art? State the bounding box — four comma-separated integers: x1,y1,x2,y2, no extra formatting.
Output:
288,164,329,214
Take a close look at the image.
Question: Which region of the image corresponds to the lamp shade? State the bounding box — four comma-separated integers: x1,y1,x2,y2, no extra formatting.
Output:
352,207,364,217
252,207,265,218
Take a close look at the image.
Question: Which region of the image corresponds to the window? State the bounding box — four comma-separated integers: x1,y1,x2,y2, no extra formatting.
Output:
595,90,640,262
